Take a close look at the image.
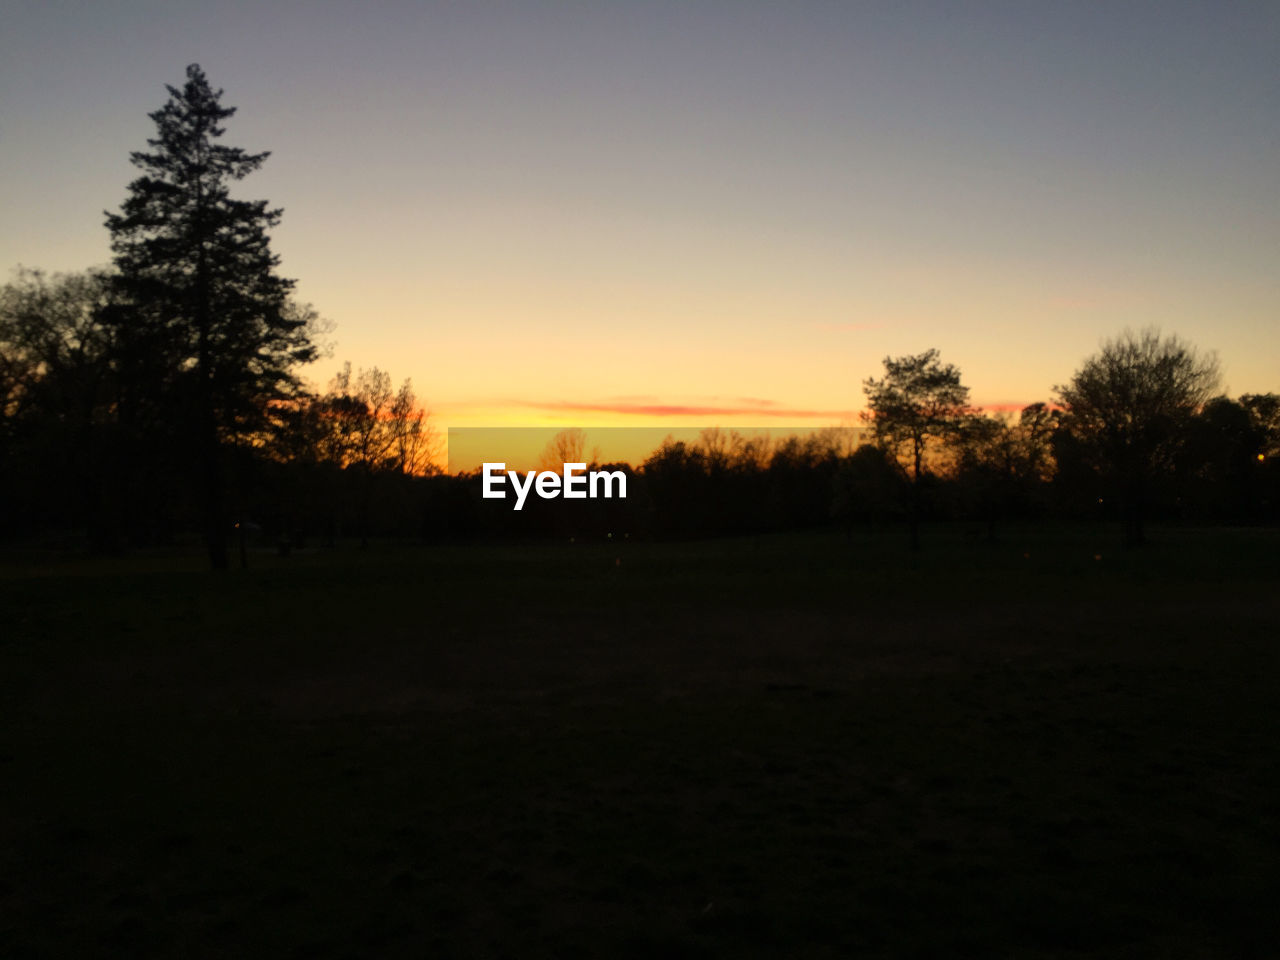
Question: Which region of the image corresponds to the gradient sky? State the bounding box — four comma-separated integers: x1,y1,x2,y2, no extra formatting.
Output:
4,1,1277,433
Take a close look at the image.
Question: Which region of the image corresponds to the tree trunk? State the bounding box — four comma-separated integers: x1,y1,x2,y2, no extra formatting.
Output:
1122,474,1147,548
204,431,229,570
909,440,922,551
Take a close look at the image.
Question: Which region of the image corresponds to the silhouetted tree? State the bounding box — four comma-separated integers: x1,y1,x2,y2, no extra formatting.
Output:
950,413,1008,536
863,349,972,549
733,431,774,472
951,403,1059,536
1012,402,1059,486
388,380,436,477
105,64,315,569
1055,329,1218,546
1240,394,1280,459
296,363,435,544
1241,394,1280,521
0,268,114,435
831,443,903,536
1178,396,1266,522
767,432,839,528
641,438,710,537
0,267,123,541
697,427,735,476
323,364,396,473
538,428,595,472
313,363,433,476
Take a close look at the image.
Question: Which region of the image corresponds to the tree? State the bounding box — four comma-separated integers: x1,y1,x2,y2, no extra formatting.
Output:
306,363,435,546
1240,394,1280,521
1179,396,1263,522
387,379,436,477
862,349,971,549
105,64,315,569
0,267,121,541
321,364,396,473
537,428,592,472
831,442,903,537
1055,328,1219,546
1240,393,1280,460
1,267,115,437
316,363,435,477
950,402,1059,536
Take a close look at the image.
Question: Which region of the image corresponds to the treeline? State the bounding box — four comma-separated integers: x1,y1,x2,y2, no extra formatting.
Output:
1,65,443,563
4,265,1279,551
0,266,437,548
4,64,1279,557
458,399,1280,543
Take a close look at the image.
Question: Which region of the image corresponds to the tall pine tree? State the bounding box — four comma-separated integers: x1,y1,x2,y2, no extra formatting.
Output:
106,64,315,569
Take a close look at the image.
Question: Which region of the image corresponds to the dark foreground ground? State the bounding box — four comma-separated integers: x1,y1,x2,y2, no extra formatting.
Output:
2,525,1278,958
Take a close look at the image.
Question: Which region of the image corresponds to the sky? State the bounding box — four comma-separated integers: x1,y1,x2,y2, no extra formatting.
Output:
3,1,1278,438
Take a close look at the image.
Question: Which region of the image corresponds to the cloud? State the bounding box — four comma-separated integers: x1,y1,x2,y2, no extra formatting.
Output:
517,399,855,419
975,401,1030,414
973,400,1062,414
602,395,780,409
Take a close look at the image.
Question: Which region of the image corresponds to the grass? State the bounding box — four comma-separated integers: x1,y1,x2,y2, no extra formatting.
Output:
2,524,1278,957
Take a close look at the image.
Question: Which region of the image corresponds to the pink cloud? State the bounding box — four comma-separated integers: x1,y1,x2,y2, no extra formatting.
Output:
976,401,1030,414
603,395,780,409
517,399,855,419
974,400,1061,415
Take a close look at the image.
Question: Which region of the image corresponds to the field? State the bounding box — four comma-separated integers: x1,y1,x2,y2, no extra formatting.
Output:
2,526,1278,958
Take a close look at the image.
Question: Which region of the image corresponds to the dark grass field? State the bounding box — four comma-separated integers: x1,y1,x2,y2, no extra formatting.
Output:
2,525,1279,958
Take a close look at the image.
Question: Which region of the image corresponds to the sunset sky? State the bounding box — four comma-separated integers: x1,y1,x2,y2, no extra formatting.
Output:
3,1,1277,436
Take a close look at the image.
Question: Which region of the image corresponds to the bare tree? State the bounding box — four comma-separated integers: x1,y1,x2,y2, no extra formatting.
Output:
733,431,773,472
1055,328,1219,546
0,267,115,434
697,427,733,474
951,403,1061,537
388,378,438,476
0,267,122,544
537,428,597,471
309,364,436,544
318,364,391,471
